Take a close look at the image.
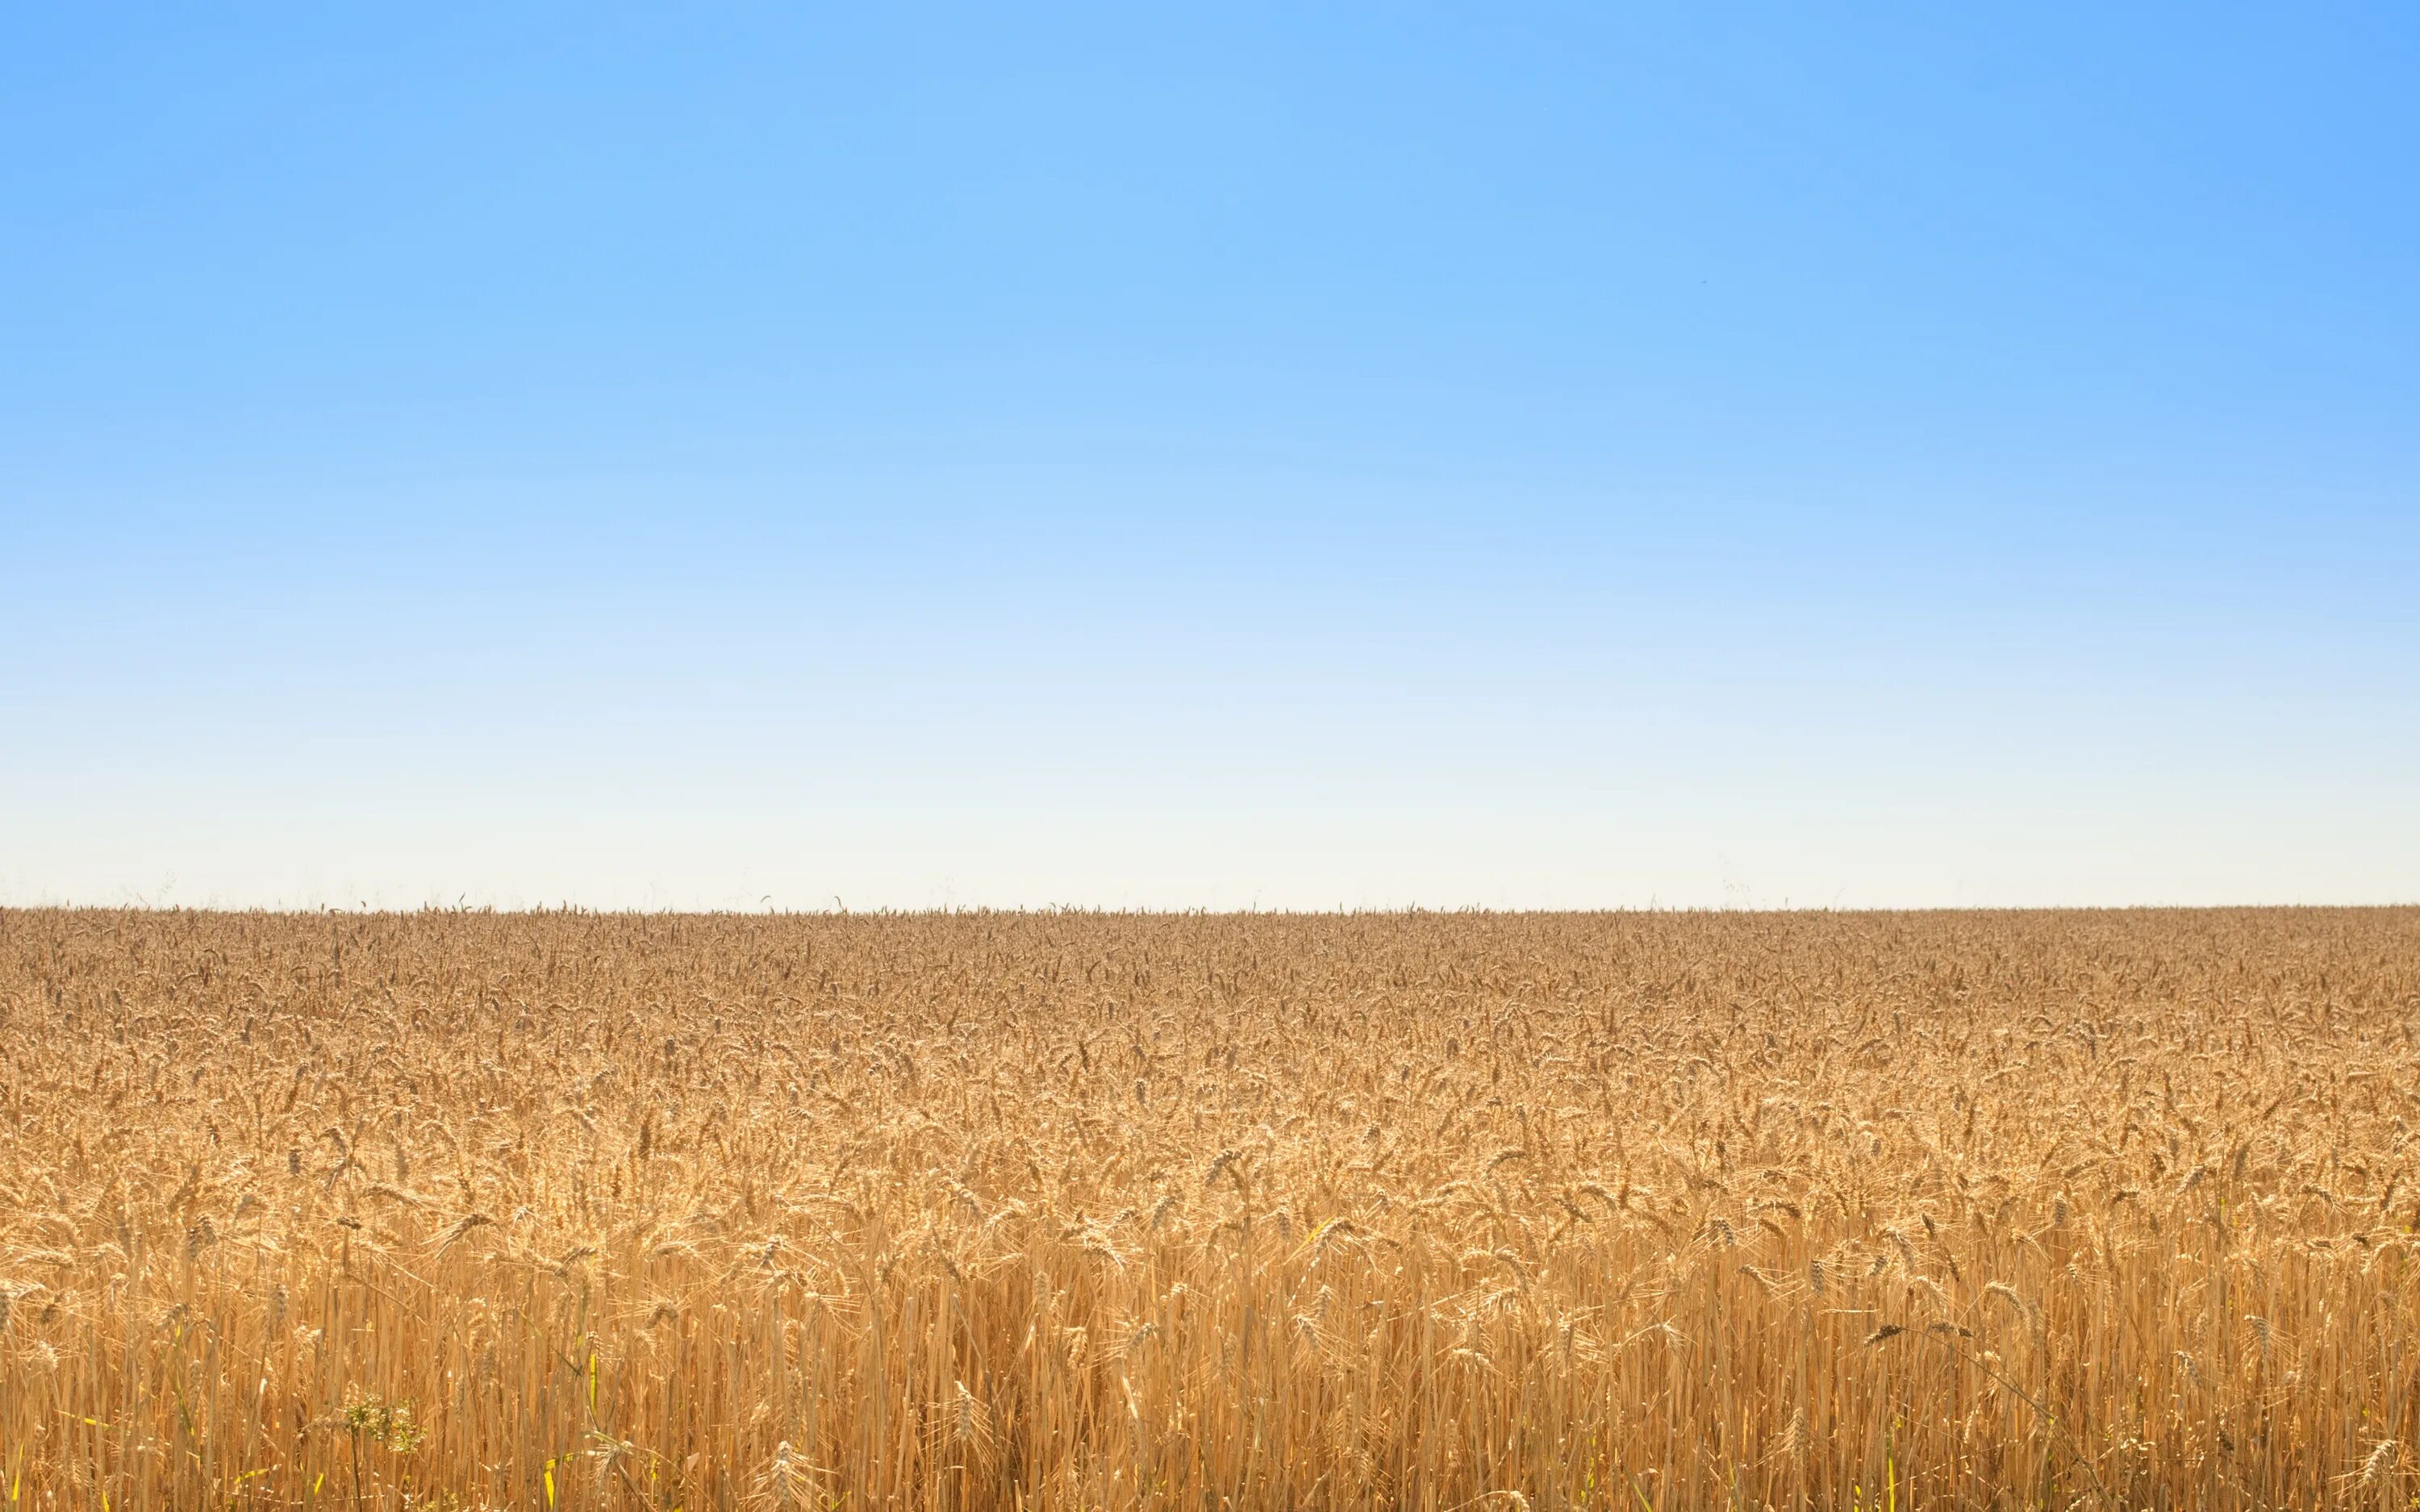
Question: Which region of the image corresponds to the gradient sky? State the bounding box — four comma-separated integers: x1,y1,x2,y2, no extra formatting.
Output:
6,6,2418,910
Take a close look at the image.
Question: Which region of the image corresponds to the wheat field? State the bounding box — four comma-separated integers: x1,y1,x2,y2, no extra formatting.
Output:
1,907,2415,1510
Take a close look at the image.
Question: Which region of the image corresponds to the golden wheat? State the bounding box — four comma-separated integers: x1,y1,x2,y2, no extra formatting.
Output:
1,906,2416,1508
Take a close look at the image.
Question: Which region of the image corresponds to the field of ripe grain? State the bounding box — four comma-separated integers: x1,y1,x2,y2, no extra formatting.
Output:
2,908,2416,1510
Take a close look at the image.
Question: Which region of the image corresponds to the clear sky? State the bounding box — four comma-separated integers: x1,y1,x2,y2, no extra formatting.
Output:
6,6,2417,910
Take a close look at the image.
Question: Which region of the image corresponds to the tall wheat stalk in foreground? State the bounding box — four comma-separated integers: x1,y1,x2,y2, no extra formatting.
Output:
1,906,2416,1509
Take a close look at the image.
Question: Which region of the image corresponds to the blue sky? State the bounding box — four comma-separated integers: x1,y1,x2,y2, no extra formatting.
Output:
6,5,2416,908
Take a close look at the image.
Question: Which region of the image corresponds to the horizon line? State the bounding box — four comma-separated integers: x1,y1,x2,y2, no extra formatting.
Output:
6,901,2414,920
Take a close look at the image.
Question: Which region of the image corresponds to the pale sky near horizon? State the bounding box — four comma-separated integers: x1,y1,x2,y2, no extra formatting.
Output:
6,6,2418,910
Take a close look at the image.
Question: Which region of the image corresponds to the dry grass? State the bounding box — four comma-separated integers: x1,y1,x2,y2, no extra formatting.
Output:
2,906,2417,1509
